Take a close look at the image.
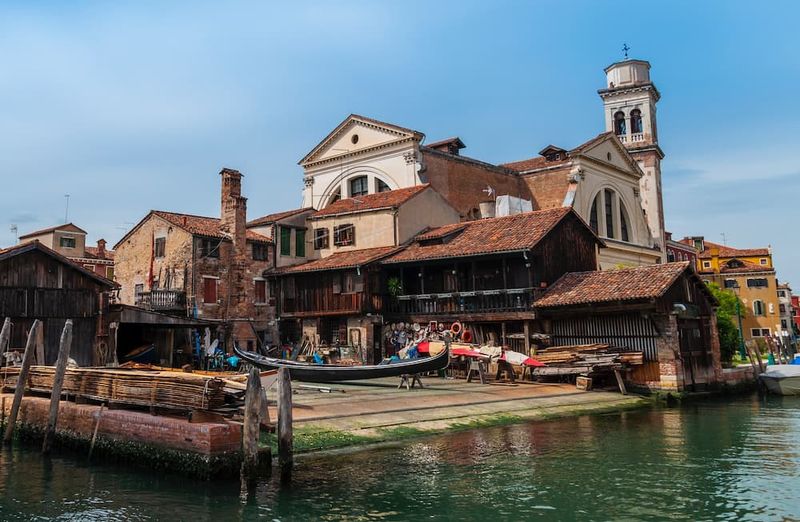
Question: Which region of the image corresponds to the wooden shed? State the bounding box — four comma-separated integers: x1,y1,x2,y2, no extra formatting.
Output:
0,241,116,366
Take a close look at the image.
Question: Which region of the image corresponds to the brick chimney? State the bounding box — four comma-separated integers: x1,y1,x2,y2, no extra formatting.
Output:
220,168,247,253
96,239,107,258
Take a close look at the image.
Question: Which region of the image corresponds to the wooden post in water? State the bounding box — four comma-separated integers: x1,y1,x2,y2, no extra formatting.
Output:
42,320,73,455
241,366,263,479
277,367,293,481
0,318,11,363
3,319,40,445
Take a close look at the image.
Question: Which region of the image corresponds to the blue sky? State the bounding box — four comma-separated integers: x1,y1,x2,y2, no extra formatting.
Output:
1,1,798,283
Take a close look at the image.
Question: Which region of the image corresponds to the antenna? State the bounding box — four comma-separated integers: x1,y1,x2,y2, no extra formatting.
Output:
10,224,18,244
720,232,727,246
64,194,71,223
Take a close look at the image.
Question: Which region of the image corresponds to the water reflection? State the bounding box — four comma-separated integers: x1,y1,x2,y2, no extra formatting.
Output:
0,395,798,521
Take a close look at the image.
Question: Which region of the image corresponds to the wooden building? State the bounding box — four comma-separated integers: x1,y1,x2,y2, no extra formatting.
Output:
535,262,722,392
0,241,116,366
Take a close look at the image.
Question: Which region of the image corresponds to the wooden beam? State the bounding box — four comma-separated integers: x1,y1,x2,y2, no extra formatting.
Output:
42,319,73,455
4,319,40,444
523,320,532,355
241,367,265,480
277,367,293,482
0,318,11,379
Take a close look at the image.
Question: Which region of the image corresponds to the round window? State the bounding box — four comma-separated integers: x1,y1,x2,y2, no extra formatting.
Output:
351,134,359,145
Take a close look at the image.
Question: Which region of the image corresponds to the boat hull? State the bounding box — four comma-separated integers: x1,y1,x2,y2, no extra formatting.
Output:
760,375,800,396
233,345,449,383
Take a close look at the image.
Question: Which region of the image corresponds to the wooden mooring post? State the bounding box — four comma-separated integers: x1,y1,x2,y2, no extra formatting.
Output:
42,320,73,455
241,366,267,480
0,318,11,363
277,367,293,482
3,319,41,445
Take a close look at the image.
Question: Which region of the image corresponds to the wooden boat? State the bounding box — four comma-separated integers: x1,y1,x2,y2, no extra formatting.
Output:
233,344,450,383
759,365,800,396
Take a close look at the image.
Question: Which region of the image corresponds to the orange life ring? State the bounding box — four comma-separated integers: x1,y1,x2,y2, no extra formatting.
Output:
461,329,473,343
450,321,463,335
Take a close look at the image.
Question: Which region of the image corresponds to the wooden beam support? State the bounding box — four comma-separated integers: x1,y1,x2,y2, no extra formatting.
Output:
241,366,266,480
42,319,73,455
4,319,40,445
277,367,293,482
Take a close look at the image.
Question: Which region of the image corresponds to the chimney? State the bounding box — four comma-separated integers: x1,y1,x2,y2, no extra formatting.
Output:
96,239,106,258
220,168,247,253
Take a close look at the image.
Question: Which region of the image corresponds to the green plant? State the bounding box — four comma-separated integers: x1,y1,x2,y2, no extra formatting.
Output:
706,282,744,364
387,277,403,298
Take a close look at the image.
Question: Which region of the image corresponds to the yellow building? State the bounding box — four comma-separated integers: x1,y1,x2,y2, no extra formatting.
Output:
682,237,779,342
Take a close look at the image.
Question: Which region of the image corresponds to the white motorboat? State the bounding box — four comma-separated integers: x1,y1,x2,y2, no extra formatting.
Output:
759,365,800,396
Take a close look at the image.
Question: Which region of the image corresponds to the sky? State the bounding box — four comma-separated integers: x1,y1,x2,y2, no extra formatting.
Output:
1,1,798,283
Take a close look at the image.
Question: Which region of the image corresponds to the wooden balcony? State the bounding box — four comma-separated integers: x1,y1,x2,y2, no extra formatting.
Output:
385,287,543,320
135,290,187,312
280,292,366,318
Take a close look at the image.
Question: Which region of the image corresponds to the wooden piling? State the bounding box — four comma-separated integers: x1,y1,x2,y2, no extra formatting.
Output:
3,319,41,445
277,367,293,481
88,404,105,461
241,367,263,478
42,320,73,455
0,318,11,392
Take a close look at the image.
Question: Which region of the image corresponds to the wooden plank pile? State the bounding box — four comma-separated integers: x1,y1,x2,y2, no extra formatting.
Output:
532,344,643,376
1,366,228,411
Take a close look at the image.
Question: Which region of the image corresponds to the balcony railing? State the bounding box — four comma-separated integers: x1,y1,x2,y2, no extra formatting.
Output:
630,132,644,143
386,287,542,316
135,289,187,312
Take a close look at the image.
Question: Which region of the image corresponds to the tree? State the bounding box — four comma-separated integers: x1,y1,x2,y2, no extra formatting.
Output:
706,282,744,364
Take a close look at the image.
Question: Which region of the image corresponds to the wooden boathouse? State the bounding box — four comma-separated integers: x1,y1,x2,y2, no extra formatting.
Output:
0,241,116,366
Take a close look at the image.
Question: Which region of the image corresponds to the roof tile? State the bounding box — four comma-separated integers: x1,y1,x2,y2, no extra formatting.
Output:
312,185,430,218
153,211,270,243
271,246,401,274
247,207,313,228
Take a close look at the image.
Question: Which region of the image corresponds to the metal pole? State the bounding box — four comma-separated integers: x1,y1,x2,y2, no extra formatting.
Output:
736,298,746,361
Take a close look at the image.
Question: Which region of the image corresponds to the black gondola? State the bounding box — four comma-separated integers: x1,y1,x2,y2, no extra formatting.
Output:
233,344,449,383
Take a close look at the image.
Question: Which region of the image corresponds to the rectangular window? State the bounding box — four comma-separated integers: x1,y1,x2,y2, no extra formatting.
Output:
702,261,711,269
280,226,291,256
747,278,768,288
60,236,76,248
349,176,369,197
751,328,762,337
203,277,218,304
724,279,738,289
134,283,144,300
778,290,786,298
252,243,268,261
334,224,355,246
254,280,266,304
295,229,306,257
782,319,788,329
198,238,221,258
667,251,675,262
154,237,166,258
314,228,329,250
106,267,114,280
760,258,768,265
780,304,787,313
84,264,95,272
604,189,614,238
761,328,771,336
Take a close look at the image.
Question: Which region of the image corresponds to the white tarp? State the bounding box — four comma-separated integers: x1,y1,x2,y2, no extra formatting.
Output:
495,195,533,217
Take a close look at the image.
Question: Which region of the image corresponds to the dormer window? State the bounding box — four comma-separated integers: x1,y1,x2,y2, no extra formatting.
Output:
614,111,626,136
630,109,643,134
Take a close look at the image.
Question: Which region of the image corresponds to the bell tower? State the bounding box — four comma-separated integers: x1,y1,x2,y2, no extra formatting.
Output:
598,56,665,258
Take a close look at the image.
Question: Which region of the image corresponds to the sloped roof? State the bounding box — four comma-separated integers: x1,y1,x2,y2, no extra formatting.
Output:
685,239,770,259
270,246,401,275
18,223,87,240
501,132,625,174
114,210,271,250
534,262,693,308
383,207,591,264
247,207,313,228
0,241,117,288
701,258,773,275
312,185,430,218
83,246,115,261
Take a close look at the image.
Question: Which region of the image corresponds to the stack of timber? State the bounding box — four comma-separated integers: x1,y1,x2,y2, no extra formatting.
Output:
1,366,229,411
532,344,643,376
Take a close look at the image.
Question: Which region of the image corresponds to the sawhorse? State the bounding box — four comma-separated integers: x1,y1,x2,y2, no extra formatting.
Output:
466,359,488,384
398,373,424,390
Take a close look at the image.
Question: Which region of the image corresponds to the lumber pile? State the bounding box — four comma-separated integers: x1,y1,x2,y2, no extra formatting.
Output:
2,366,228,411
532,343,644,375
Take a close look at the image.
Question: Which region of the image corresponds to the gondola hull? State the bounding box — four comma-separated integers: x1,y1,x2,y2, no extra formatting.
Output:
233,345,449,383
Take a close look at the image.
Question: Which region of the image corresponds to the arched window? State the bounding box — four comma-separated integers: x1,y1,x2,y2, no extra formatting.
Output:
753,300,765,316
349,176,368,197
376,179,391,193
614,111,626,136
630,109,643,134
328,187,341,204
590,188,633,243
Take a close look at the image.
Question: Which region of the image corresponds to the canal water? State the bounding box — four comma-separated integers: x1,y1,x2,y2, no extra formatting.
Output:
1,394,798,521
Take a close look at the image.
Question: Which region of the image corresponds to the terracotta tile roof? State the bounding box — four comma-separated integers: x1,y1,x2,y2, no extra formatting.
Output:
271,246,401,274
312,185,430,218
501,132,615,174
247,207,313,227
689,240,770,259
535,262,692,308
152,211,271,243
18,223,87,240
383,207,577,264
83,246,115,261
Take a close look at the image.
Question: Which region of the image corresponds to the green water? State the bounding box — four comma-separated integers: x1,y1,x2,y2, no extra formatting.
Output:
1,395,798,521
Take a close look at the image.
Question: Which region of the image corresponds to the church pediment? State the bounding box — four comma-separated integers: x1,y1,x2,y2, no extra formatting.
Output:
299,114,423,166
572,132,643,178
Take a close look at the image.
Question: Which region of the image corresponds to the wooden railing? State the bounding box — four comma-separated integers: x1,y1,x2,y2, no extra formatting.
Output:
386,287,542,316
135,290,187,312
281,292,365,316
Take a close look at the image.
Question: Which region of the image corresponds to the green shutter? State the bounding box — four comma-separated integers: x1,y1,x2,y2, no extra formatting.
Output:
296,229,306,258
280,226,291,256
